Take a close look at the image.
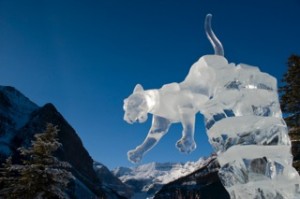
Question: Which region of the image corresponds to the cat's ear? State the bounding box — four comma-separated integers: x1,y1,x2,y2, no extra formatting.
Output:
133,84,144,93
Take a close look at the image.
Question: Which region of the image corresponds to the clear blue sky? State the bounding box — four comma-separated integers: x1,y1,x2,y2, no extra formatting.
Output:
0,0,299,169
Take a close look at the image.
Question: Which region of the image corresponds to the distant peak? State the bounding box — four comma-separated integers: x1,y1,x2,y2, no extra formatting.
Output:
0,86,39,109
42,103,57,111
0,85,39,129
0,86,27,97
0,85,17,91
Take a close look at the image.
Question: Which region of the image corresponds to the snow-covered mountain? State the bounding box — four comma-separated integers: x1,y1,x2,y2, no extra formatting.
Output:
0,86,39,156
112,156,215,198
0,86,127,199
154,156,230,199
94,162,134,198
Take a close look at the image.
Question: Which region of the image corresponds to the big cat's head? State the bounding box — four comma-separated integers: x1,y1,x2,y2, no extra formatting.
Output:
123,84,148,124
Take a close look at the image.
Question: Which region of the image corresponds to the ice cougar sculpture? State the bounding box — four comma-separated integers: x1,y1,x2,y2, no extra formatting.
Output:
123,14,300,198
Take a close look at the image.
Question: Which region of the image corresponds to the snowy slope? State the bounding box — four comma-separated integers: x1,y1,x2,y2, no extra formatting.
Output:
0,86,38,128
112,157,215,198
0,86,39,155
94,161,133,198
154,155,229,199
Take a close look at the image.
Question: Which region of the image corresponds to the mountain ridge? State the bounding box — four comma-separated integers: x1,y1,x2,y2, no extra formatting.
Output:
154,156,230,199
0,86,127,198
112,156,216,198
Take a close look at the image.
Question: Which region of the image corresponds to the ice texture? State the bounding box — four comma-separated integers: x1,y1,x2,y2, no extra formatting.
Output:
123,14,300,198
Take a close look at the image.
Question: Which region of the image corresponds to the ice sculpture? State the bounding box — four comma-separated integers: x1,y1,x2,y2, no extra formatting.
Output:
123,14,300,198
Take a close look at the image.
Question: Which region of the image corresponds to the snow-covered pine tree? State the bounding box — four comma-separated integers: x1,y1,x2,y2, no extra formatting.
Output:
280,54,300,173
0,123,74,199
0,157,21,198
280,54,300,137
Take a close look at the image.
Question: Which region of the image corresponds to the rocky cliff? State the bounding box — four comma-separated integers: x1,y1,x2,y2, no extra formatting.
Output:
0,86,129,199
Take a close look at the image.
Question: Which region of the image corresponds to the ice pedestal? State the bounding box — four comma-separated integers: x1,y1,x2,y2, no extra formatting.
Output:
218,153,300,199
201,55,300,198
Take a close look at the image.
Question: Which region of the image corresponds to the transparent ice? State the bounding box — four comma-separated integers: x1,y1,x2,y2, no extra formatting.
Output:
123,14,300,198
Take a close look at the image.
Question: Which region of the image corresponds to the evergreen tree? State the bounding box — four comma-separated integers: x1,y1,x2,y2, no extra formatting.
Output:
0,157,21,198
279,54,300,172
279,55,300,137
0,123,74,199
